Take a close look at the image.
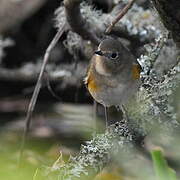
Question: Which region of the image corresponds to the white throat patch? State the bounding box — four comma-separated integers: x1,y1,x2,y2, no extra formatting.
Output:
95,55,111,76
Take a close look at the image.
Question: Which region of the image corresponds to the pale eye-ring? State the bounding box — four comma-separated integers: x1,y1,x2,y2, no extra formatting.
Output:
110,52,118,59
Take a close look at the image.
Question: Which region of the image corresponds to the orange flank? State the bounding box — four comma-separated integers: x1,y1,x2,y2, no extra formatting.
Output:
87,72,100,93
132,64,141,80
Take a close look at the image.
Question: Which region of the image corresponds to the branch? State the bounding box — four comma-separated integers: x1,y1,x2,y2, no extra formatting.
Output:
19,23,66,165
105,0,136,34
151,0,180,48
64,0,100,45
55,1,161,50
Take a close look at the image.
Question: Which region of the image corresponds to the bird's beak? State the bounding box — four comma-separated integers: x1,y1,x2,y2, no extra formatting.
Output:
95,50,103,56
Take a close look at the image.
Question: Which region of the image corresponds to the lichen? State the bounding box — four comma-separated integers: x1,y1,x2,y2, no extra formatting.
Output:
47,122,134,180
130,34,180,133
55,1,162,48
54,5,66,30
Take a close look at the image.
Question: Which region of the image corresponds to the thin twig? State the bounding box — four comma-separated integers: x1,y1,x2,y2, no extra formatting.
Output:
105,0,136,34
19,23,66,165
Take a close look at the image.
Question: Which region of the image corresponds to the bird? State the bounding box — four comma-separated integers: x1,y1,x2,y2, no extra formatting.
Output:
84,38,142,127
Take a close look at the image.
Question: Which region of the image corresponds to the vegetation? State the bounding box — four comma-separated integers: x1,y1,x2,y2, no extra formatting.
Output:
0,0,179,179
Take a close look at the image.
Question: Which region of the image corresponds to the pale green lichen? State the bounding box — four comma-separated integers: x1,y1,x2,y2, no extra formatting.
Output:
47,122,134,180
63,31,82,55
54,5,66,30
130,34,180,134
119,4,161,41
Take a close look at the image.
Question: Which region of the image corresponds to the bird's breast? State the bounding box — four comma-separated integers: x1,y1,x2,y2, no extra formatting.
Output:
87,73,100,93
89,78,140,107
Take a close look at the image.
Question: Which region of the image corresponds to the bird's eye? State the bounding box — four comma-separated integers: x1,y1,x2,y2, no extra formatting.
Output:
110,52,118,59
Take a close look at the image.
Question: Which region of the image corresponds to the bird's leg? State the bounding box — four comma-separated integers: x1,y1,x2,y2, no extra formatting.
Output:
116,105,121,112
121,105,128,122
116,105,128,122
104,106,109,128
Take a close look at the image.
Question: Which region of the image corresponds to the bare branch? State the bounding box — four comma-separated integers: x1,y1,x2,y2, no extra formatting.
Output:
19,23,66,165
105,0,136,34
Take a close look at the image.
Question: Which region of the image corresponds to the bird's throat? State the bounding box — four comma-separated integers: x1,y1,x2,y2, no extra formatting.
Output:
95,55,111,76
